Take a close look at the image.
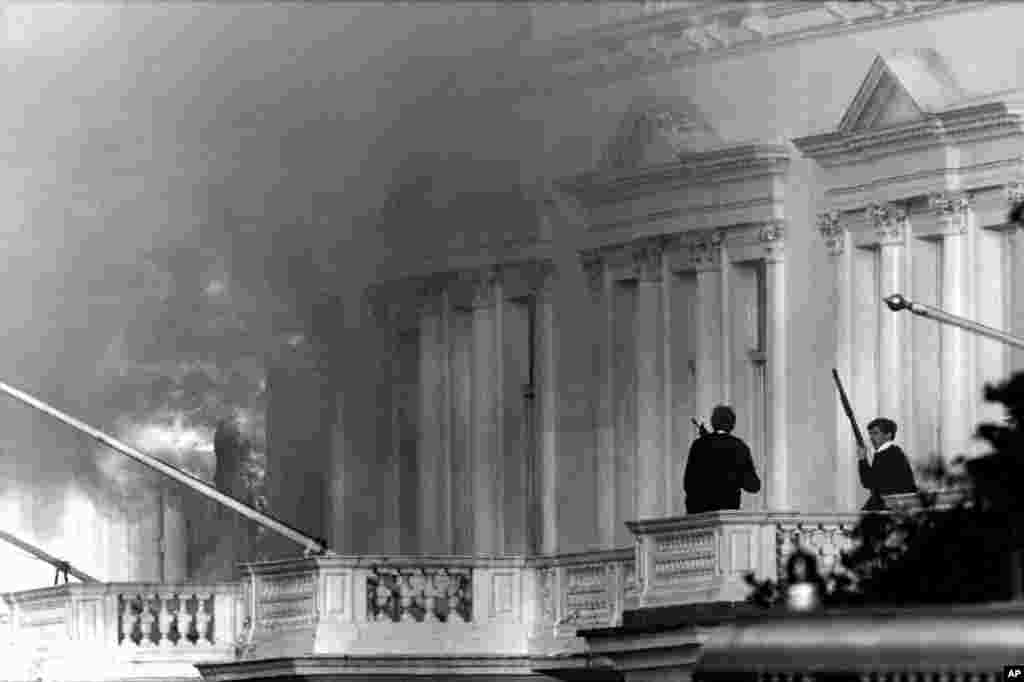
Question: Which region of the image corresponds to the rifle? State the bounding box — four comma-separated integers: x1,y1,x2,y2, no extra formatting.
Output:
691,417,710,438
831,368,865,449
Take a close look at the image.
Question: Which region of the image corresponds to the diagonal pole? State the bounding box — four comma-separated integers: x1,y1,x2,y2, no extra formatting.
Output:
0,378,329,556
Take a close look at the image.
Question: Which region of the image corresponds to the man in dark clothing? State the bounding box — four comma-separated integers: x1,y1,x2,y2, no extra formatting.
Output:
858,417,917,511
684,405,762,514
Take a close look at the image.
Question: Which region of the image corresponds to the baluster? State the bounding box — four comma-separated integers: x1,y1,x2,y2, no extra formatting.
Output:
158,593,174,647
409,569,427,622
138,594,157,647
422,571,439,622
374,572,394,622
182,594,198,646
399,572,416,622
120,595,139,647
448,570,469,623
433,569,452,622
195,593,212,646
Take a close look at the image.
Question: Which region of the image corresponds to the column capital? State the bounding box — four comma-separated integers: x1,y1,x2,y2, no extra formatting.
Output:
759,221,785,263
416,277,449,317
522,260,557,300
680,229,724,271
632,238,665,283
869,203,909,246
464,266,501,309
817,211,845,256
929,191,972,236
1007,181,1024,205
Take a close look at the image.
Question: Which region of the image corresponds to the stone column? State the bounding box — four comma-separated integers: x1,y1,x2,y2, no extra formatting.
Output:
819,211,857,510
930,193,973,460
537,280,559,555
871,204,909,430
693,232,725,421
581,250,616,548
761,222,788,511
470,267,504,555
633,239,667,519
417,282,451,555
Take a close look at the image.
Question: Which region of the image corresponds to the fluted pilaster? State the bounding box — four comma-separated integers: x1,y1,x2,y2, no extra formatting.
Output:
870,203,909,429
929,192,974,460
819,211,857,510
632,238,667,519
760,222,788,510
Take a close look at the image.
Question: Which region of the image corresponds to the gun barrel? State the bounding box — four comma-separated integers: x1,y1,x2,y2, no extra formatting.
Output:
0,378,329,556
884,294,1024,350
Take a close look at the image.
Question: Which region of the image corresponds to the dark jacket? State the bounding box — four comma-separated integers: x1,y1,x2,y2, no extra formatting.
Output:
684,432,761,514
859,443,916,510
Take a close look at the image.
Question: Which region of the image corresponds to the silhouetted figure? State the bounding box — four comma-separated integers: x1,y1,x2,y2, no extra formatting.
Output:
684,405,761,514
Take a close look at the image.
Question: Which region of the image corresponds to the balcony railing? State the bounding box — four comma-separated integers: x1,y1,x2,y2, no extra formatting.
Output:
3,499,996,680
627,510,863,608
1,581,243,682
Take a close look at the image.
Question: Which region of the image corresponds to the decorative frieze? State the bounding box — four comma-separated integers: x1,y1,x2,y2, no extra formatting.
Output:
870,203,909,245
818,211,845,256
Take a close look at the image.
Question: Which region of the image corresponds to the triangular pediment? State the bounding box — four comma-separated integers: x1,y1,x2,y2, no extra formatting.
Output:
839,49,966,134
599,95,721,172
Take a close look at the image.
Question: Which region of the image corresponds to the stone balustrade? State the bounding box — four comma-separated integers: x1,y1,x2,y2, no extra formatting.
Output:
527,548,637,652
238,555,536,659
9,506,983,679
1,581,243,682
626,511,863,608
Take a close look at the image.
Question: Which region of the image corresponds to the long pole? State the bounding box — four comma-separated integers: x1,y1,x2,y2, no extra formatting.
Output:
884,294,1024,350
0,528,98,583
0,379,329,556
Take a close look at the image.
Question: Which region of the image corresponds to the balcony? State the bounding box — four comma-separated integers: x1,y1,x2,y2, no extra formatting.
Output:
2,500,1006,681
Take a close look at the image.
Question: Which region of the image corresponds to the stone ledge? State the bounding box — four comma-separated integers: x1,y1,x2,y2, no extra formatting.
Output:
581,601,764,639
196,655,545,681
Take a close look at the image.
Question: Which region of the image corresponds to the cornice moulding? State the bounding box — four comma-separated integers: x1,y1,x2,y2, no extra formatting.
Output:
795,97,1024,166
466,1,988,101
560,143,791,207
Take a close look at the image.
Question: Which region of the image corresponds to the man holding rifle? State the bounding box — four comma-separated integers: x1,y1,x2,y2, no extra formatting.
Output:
832,369,916,510
857,417,917,510
684,405,762,514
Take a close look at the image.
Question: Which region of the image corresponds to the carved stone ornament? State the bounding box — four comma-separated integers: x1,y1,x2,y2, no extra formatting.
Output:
869,203,908,245
929,191,971,235
817,211,844,256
